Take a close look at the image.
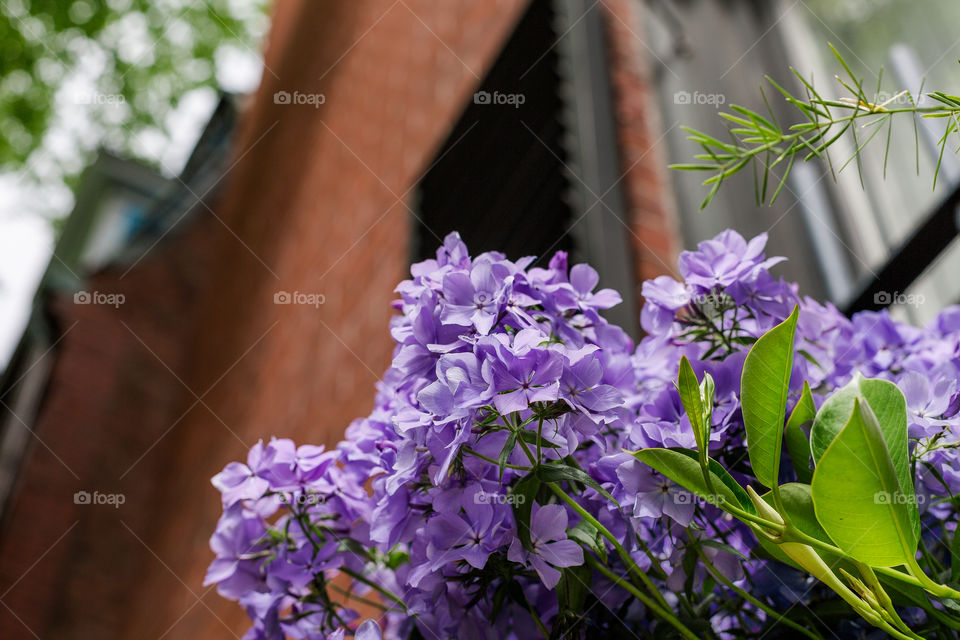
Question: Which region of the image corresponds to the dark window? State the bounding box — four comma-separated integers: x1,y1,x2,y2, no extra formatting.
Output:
413,0,572,264
413,0,639,335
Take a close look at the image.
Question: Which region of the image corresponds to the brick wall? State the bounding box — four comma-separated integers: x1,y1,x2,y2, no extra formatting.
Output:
601,0,682,292
120,1,528,638
0,213,219,639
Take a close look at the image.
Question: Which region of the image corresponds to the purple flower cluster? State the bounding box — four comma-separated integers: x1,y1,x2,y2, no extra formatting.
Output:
207,230,960,639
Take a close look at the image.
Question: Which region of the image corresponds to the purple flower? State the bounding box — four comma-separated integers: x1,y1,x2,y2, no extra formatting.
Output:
641,275,689,334
508,504,583,589
441,261,509,334
204,504,268,599
616,459,695,527
678,230,781,291
207,227,960,639
409,487,508,585
212,440,273,506
417,352,492,419
484,340,563,414
267,540,340,590
559,353,623,420
900,370,952,438
569,263,622,310
355,620,382,640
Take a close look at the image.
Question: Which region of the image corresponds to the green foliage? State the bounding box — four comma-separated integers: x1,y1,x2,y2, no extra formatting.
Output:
629,447,755,517
810,373,919,538
811,399,919,567
672,45,960,208
740,305,799,489
755,483,845,569
784,381,816,484
633,314,960,638
0,0,267,179
677,356,709,454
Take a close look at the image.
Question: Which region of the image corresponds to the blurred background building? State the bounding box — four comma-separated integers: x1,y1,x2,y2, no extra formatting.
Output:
0,0,959,638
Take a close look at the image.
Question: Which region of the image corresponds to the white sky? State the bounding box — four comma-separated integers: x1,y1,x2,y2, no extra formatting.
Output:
0,43,263,367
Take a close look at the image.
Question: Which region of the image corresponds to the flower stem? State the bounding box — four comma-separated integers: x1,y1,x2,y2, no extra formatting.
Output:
463,447,532,470
340,567,408,610
586,555,700,640
696,547,822,639
547,483,669,611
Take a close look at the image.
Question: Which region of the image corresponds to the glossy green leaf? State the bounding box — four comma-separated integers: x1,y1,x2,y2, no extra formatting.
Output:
567,520,607,564
537,463,618,506
755,483,847,570
556,564,591,619
811,399,919,567
512,473,540,550
677,356,707,454
741,305,800,488
498,432,517,483
700,372,715,438
810,374,918,537
784,381,816,484
630,447,755,516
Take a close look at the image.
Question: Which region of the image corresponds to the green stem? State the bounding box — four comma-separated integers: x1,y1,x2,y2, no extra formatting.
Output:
696,547,822,639
547,483,669,611
463,447,532,470
723,500,787,532
536,415,543,463
526,596,550,638
856,562,915,637
340,567,408,610
690,102,960,195
327,583,394,612
906,557,960,600
586,555,701,640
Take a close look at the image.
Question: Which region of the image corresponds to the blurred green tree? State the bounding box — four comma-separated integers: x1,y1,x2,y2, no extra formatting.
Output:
0,0,268,203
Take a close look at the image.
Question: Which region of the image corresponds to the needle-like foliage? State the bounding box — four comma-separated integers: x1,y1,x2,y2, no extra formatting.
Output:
672,45,960,209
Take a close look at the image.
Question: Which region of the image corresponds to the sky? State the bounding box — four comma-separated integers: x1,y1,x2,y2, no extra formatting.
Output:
0,43,263,367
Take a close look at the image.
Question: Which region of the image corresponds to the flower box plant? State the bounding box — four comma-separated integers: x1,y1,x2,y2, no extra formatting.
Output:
207,230,960,639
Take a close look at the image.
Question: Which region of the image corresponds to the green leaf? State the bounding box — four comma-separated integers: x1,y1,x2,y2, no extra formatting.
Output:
755,483,846,569
512,473,540,550
700,372,715,440
811,399,919,567
567,520,607,564
537,463,619,507
784,381,816,484
953,523,960,583
677,356,707,454
740,305,800,488
810,374,918,538
630,447,755,516
498,432,517,483
556,564,591,618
